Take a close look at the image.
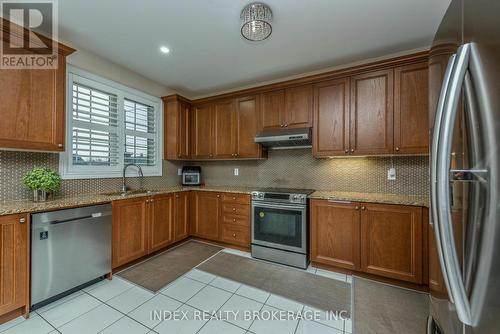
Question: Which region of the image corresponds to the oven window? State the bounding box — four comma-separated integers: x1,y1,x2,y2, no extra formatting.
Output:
253,206,303,248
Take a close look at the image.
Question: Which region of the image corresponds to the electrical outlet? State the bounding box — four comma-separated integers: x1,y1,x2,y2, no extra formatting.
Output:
387,167,396,180
177,168,182,176
234,168,239,176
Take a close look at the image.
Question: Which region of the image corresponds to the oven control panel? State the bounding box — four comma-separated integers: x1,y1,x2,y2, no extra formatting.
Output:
251,191,308,204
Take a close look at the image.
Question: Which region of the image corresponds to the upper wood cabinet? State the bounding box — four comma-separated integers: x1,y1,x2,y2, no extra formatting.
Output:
313,78,350,156
350,69,394,155
0,41,74,151
191,104,214,159
260,90,285,131
394,62,429,154
360,203,423,284
213,100,236,159
285,85,313,128
0,214,28,317
235,95,264,158
260,85,313,131
310,199,360,270
164,95,190,160
190,191,221,240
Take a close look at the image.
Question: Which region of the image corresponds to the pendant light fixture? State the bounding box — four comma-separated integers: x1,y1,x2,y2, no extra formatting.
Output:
240,2,273,41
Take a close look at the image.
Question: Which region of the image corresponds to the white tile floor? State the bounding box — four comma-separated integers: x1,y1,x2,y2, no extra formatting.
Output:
1,248,352,334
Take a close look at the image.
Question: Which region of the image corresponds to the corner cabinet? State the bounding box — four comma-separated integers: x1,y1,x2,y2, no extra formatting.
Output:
0,214,29,319
163,95,191,160
0,36,75,151
310,199,425,285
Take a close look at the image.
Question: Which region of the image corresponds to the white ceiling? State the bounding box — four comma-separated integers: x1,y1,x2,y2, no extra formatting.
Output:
58,0,450,98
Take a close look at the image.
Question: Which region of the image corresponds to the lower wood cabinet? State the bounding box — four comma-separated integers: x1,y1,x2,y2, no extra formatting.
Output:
310,200,360,270
0,214,29,318
190,191,221,240
310,199,425,284
112,193,180,268
174,191,190,242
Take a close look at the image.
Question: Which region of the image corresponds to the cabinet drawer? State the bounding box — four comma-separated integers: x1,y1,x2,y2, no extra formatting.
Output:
222,193,250,204
222,214,250,227
220,224,250,246
222,203,250,216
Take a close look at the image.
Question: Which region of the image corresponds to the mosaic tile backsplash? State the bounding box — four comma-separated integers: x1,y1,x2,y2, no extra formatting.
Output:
0,149,428,201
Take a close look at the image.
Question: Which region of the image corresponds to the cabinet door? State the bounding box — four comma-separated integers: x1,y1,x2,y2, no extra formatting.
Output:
164,98,190,160
310,200,360,270
236,95,262,158
394,62,429,154
174,192,190,241
350,69,394,155
213,100,236,158
149,194,174,253
0,51,65,151
178,102,191,159
191,191,220,240
360,203,423,283
261,90,285,131
0,214,28,315
191,105,213,159
313,78,350,156
285,85,313,128
112,198,148,268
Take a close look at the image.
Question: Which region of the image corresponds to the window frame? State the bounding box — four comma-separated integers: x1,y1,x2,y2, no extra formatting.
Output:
60,66,163,180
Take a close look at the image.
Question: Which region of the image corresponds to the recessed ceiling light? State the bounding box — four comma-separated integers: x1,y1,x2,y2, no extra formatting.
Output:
160,46,170,54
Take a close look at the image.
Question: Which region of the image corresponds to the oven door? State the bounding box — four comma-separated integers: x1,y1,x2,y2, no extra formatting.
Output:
251,201,307,254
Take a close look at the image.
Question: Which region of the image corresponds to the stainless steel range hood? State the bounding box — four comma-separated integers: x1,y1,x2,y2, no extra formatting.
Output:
254,128,312,149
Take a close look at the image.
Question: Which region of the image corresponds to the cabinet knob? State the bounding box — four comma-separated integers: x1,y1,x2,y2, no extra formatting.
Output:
235,153,239,157
395,147,400,152
232,208,236,211
355,206,360,210
361,206,366,210
233,218,236,222
350,149,354,153
280,124,284,127
209,154,213,158
232,197,236,200
216,194,220,198
175,194,179,198
344,149,349,153
232,233,236,237
57,144,63,148
19,217,26,224
284,124,288,127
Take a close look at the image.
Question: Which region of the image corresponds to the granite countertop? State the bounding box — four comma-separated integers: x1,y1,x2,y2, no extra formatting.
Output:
309,191,429,207
0,185,254,216
0,186,427,216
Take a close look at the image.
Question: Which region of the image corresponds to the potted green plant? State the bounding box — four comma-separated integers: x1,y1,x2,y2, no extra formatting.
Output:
23,168,62,202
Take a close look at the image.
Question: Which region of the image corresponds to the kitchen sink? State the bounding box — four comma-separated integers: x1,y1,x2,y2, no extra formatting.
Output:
100,189,153,197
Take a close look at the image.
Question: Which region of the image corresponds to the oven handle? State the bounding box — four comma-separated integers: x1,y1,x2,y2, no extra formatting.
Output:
252,202,307,211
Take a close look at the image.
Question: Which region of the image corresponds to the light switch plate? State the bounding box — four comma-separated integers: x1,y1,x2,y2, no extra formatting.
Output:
234,168,239,176
387,167,396,180
177,168,182,176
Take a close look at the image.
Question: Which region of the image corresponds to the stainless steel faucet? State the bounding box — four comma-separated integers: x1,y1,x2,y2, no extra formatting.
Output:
122,163,144,193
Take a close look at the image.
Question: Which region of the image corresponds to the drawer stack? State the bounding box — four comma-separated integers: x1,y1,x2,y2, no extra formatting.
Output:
220,193,251,246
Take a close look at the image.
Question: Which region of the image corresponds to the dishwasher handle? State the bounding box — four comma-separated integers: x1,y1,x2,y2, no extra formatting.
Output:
49,211,111,225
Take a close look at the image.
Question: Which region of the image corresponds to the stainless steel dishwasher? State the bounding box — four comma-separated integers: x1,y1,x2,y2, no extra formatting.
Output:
31,204,112,308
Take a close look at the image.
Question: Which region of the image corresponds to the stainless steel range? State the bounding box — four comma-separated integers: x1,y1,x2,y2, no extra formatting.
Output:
251,188,313,269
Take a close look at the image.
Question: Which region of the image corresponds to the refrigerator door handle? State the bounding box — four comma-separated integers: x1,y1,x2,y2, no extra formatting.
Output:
431,52,456,302
435,43,473,326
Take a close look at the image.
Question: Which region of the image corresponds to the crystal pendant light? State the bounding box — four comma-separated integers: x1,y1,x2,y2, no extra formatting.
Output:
240,2,273,41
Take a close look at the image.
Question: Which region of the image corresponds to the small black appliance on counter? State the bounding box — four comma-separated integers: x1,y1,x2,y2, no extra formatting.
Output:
182,166,201,186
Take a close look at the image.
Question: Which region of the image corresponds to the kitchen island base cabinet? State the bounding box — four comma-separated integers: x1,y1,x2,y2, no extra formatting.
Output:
310,200,360,270
310,200,425,285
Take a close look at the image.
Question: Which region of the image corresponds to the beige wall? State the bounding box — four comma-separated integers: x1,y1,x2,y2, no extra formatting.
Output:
67,47,175,98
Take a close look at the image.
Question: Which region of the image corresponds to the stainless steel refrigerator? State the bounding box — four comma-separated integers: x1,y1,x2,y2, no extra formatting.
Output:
428,0,500,333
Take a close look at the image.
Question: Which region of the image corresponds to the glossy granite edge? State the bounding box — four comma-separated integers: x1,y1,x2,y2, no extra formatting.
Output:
309,191,429,207
0,186,427,216
0,186,255,216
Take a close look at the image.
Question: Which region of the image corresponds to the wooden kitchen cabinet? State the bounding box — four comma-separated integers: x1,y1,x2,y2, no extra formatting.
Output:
360,203,423,284
310,200,360,270
174,191,190,242
285,84,313,128
350,69,394,155
190,191,221,240
0,42,75,151
191,104,213,159
0,214,29,318
394,62,429,154
163,95,191,160
213,100,236,159
149,194,174,253
235,95,264,158
260,89,285,131
313,78,350,156
112,197,149,268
